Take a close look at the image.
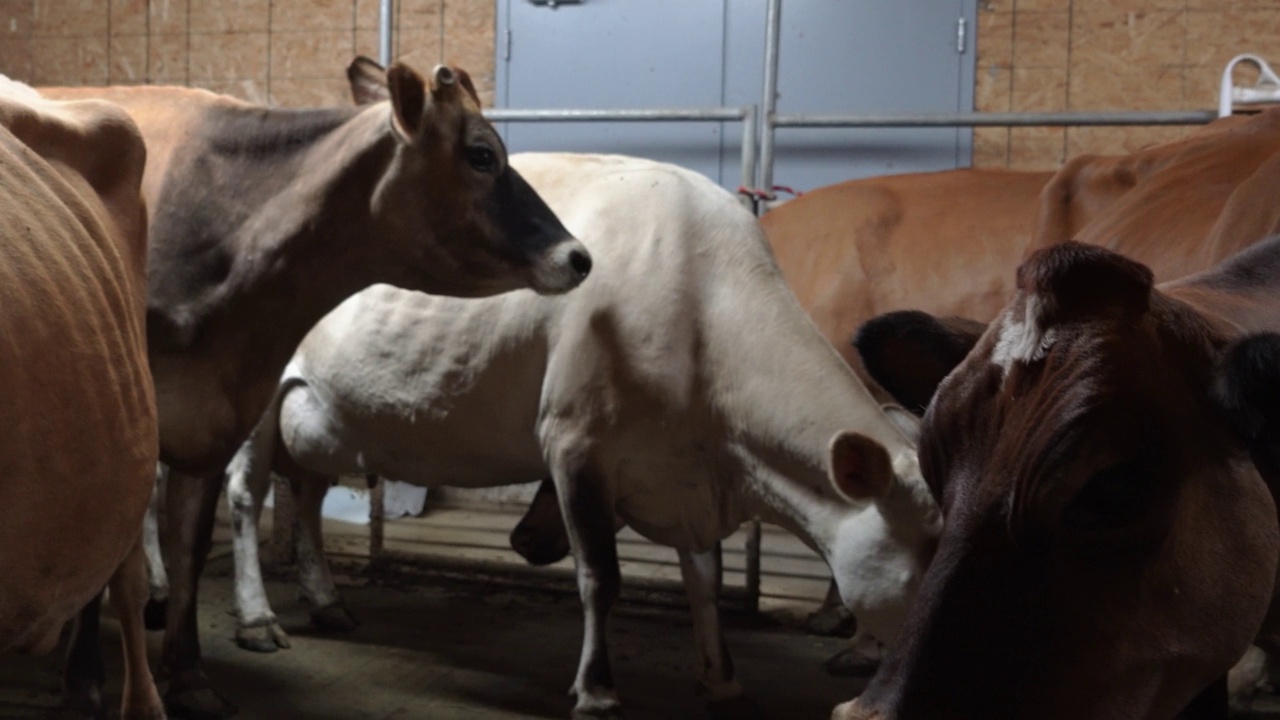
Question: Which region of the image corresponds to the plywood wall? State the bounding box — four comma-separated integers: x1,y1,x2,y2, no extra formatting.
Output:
0,0,495,107
974,0,1280,169
1,1,1278,170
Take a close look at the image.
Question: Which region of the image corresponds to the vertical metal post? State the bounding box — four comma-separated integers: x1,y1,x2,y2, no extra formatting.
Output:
758,0,782,197
369,476,386,559
739,105,758,210
744,519,762,614
269,478,297,566
379,0,394,67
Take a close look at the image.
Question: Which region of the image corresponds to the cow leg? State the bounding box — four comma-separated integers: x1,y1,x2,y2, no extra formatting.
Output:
290,471,358,632
109,536,167,719
806,580,854,637
160,471,237,720
62,593,106,718
678,546,762,720
552,458,622,719
228,459,290,653
143,465,170,631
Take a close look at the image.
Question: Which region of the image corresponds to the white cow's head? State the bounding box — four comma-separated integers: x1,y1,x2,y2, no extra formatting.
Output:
825,428,941,645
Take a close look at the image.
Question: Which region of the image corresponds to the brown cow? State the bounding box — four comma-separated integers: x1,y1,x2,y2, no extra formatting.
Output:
0,80,162,718
44,60,591,718
844,239,1280,719
1032,108,1280,278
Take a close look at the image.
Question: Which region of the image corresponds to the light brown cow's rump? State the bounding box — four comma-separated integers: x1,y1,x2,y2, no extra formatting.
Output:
0,88,160,717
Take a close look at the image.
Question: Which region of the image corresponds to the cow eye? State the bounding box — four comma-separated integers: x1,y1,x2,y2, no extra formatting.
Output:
1062,458,1160,532
466,145,498,173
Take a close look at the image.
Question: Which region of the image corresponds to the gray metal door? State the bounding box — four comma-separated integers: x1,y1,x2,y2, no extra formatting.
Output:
496,0,976,192
496,0,730,184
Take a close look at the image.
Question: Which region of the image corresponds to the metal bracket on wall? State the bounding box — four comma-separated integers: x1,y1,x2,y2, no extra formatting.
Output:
528,0,583,7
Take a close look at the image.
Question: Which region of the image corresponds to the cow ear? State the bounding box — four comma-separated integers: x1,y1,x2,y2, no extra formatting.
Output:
829,431,895,502
347,55,389,105
386,62,427,139
855,310,985,415
1214,333,1280,470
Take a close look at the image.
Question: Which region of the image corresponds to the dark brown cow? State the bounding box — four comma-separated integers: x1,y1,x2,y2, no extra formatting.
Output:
44,60,591,718
0,80,162,718
843,239,1280,719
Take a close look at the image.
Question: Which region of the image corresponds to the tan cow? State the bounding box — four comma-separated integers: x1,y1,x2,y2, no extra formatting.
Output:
1032,108,1280,278
43,60,591,718
0,79,162,718
762,169,1053,375
845,239,1280,719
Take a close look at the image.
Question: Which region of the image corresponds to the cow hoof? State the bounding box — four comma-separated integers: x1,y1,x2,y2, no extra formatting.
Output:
570,689,623,719
234,621,290,653
310,603,359,632
805,607,854,638
829,700,860,720
144,598,168,631
706,695,763,720
163,685,237,720
822,646,881,677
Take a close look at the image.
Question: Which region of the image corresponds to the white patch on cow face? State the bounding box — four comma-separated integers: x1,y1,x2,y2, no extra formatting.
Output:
991,294,1057,376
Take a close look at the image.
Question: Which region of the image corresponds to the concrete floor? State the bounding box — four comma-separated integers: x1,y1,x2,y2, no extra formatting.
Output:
0,554,859,719
4,502,1280,719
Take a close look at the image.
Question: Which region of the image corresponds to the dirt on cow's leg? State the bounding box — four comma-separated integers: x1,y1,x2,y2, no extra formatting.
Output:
679,546,761,720
552,452,623,720
161,472,237,720
290,470,358,632
510,478,572,566
61,593,106,718
110,537,167,719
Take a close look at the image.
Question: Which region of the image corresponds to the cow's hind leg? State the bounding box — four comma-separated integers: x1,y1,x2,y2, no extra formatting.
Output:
510,477,573,566
110,536,167,719
678,547,760,720
160,471,237,720
62,593,106,718
551,452,622,719
143,465,169,631
289,469,357,631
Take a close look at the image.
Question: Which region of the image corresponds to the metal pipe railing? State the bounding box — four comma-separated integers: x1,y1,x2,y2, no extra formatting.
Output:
485,106,761,211
772,109,1218,128
378,0,393,67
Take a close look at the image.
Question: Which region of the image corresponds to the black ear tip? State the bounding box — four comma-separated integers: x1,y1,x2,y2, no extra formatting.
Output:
854,310,941,354
1216,332,1280,440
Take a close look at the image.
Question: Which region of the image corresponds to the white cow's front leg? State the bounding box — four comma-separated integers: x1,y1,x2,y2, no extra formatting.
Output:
227,451,291,653
553,457,623,718
142,464,170,630
678,547,747,706
291,471,358,631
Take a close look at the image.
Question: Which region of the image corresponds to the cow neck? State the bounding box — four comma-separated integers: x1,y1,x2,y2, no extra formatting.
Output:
701,234,919,555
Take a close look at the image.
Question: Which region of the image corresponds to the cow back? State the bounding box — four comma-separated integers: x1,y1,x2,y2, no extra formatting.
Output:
0,88,157,654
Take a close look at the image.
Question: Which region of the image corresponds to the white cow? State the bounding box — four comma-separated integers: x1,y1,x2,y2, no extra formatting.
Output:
225,153,941,718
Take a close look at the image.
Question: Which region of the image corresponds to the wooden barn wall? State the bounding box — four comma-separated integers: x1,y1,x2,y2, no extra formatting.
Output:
0,1,1278,171
974,0,1280,169
0,0,495,108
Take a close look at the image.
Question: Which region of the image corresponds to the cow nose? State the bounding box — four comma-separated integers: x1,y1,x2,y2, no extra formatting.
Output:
569,248,592,279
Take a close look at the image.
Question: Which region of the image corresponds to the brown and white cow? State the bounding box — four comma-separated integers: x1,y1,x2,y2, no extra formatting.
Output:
43,60,591,718
842,239,1280,719
222,152,942,718
0,79,162,718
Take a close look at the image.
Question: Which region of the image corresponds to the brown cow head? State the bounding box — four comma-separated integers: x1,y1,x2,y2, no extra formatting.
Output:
842,242,1280,720
348,56,590,297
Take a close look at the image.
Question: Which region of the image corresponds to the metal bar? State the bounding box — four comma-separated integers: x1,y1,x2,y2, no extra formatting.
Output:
744,519,762,615
772,109,1218,128
369,476,386,558
758,0,782,194
379,0,394,67
740,105,758,209
484,107,747,122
